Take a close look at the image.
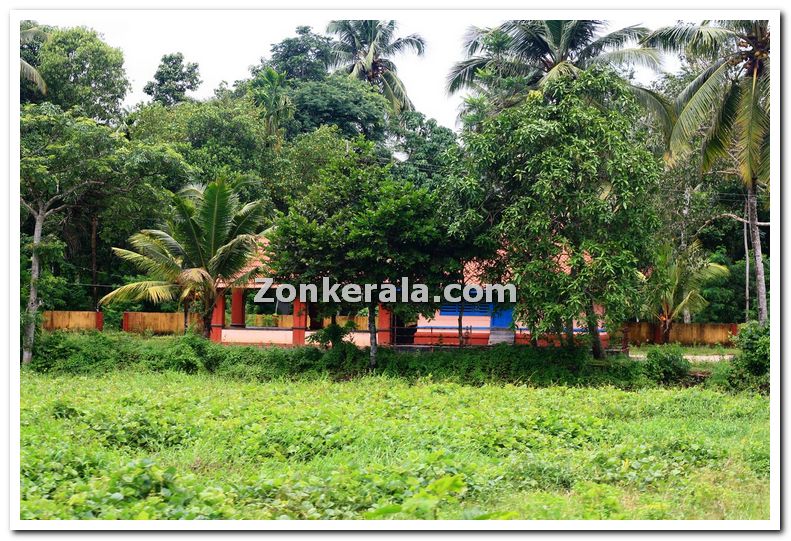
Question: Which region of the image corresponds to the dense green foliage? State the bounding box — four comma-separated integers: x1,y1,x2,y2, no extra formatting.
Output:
29,26,129,121
266,138,455,366
464,70,661,357
28,331,748,393
21,370,768,519
144,52,202,106
286,75,390,141
28,331,594,386
99,179,268,337
642,345,691,385
724,321,770,393
264,26,334,82
327,20,425,113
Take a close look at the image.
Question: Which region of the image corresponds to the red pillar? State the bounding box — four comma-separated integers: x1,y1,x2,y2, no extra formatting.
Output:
210,291,226,343
95,311,104,331
292,299,307,345
377,305,392,346
231,288,246,328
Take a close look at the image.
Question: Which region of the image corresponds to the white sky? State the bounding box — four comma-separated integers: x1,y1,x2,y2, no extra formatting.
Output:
22,10,684,131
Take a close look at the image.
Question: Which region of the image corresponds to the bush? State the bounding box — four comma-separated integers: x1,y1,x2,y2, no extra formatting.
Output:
27,331,673,389
642,345,690,385
725,321,770,393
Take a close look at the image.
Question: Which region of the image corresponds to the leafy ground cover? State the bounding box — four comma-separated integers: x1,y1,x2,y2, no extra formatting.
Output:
630,344,739,357
21,371,769,520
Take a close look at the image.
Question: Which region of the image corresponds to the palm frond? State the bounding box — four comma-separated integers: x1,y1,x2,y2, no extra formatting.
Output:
460,26,491,56
584,47,661,71
231,201,268,238
578,24,649,61
668,58,733,160
627,84,676,142
111,247,181,281
207,234,258,278
170,194,207,268
100,281,179,305
388,34,426,57
700,81,741,172
446,57,493,94
380,70,413,113
538,61,580,86
643,23,738,57
20,59,46,94
735,71,770,186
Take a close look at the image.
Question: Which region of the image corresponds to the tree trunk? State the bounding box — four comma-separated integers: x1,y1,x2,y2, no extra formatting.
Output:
368,303,378,369
587,300,604,360
183,304,189,333
660,319,672,345
91,214,99,309
457,302,464,347
22,211,45,364
744,214,750,322
565,317,575,349
747,183,768,324
202,313,213,339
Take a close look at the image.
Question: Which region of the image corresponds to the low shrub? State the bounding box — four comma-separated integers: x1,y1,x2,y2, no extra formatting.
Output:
29,331,673,389
642,345,690,385
724,321,770,393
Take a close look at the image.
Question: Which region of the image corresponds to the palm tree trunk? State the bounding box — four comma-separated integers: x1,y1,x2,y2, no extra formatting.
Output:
744,214,750,322
368,303,378,369
22,211,45,364
747,183,768,324
661,319,672,344
203,311,212,340
183,304,189,334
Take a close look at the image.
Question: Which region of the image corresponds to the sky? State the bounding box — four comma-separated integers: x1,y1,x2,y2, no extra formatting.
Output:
21,10,684,131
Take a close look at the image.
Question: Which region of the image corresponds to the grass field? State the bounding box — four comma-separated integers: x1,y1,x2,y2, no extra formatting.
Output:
20,371,769,520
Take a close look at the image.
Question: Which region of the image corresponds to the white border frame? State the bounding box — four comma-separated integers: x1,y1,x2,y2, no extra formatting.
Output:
6,6,782,531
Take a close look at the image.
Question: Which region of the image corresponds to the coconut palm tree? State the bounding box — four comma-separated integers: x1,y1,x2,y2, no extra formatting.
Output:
448,20,667,124
101,179,268,337
20,26,47,94
643,20,770,324
327,20,425,113
249,67,294,146
640,240,730,344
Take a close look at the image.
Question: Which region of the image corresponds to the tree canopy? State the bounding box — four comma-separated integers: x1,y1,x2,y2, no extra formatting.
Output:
144,52,202,105
29,26,129,122
464,70,662,357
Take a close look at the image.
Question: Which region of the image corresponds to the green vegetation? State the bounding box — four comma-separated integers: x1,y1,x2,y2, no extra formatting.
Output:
630,344,738,357
725,321,770,393
21,370,768,520
98,178,268,338
645,21,771,324
144,52,202,106
327,20,425,113
18,17,773,522
463,69,661,358
639,240,730,343
642,345,691,385
30,331,637,388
